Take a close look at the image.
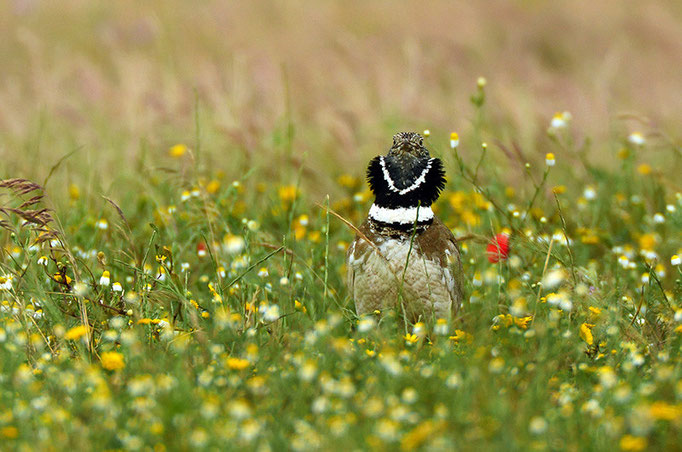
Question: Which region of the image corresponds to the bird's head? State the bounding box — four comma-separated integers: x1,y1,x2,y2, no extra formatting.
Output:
366,132,446,210
388,132,430,159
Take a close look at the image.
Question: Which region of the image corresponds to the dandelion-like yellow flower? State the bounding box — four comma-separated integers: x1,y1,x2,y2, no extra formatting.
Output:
337,174,358,188
294,300,307,313
68,184,80,200
460,210,481,227
579,323,595,345
619,435,647,451
404,333,419,345
64,325,89,340
101,351,125,371
169,144,189,158
0,426,18,439
53,273,72,284
226,357,250,370
278,185,298,203
649,401,682,421
638,233,657,251
588,306,602,318
617,148,630,160
206,180,220,194
637,164,651,175
448,191,466,211
514,316,533,330
449,329,473,343
401,420,442,450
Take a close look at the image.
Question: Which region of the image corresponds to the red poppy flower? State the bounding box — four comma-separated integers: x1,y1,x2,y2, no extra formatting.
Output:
197,241,207,258
486,233,510,263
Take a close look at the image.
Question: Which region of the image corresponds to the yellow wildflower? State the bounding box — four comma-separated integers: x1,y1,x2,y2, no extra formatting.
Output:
226,357,250,370
294,300,307,313
53,273,72,284
460,210,480,227
638,233,657,251
169,144,189,158
68,184,80,200
579,323,595,346
449,132,459,149
401,420,443,450
278,185,297,203
101,351,125,371
472,192,491,210
0,426,18,439
448,191,466,212
337,174,359,189
581,233,600,244
619,435,647,451
294,224,306,240
64,325,89,341
206,180,220,194
514,316,533,330
628,132,646,145
617,148,629,159
404,334,419,344
649,401,682,421
637,164,651,175
545,153,556,166
588,307,602,319
449,330,473,343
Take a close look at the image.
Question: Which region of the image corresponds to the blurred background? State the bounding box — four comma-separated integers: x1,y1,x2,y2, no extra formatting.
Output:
1,0,681,202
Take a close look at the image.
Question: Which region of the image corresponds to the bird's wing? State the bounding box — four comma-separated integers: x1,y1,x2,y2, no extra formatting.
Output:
346,221,381,315
416,217,465,312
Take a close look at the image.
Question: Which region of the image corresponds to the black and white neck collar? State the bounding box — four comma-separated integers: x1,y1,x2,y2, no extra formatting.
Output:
368,204,434,225
365,154,445,231
366,155,445,209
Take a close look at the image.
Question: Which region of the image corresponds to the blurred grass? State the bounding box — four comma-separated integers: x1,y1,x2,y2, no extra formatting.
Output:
1,1,682,451
1,0,681,195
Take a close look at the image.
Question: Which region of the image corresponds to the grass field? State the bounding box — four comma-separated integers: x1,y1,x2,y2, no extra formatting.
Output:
1,1,682,450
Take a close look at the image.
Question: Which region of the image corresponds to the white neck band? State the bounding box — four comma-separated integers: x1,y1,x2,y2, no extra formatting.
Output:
369,204,434,225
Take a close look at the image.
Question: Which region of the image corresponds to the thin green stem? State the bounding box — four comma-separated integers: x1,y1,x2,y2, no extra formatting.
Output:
397,202,421,334
323,194,330,312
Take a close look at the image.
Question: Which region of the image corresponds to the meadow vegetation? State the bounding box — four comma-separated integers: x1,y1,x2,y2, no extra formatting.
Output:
1,1,681,450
